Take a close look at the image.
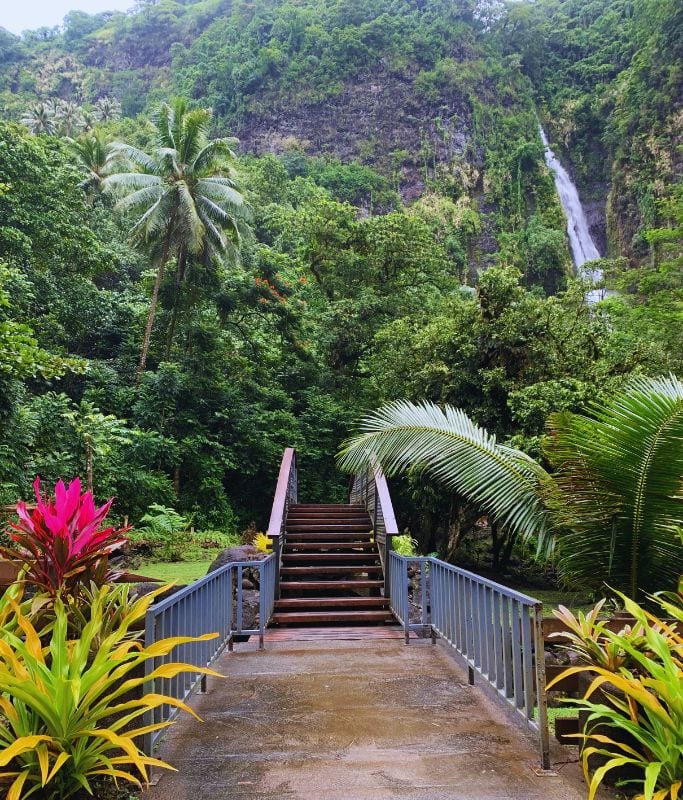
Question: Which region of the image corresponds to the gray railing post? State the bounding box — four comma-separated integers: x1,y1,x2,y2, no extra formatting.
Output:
259,562,266,650
402,557,410,644
384,533,394,599
272,533,282,600
142,609,156,757
533,602,550,770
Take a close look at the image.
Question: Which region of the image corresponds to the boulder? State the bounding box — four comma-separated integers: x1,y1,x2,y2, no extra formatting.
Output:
207,545,266,573
207,546,269,636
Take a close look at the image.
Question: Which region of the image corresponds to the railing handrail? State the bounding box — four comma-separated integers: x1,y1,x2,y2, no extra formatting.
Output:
267,446,296,537
143,553,278,755
390,554,541,606
349,459,399,598
370,461,399,535
388,550,550,770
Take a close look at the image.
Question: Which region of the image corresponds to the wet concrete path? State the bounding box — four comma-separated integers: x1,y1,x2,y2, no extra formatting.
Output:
145,633,587,800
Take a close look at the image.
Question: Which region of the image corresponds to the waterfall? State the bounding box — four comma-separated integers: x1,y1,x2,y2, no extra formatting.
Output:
539,126,606,302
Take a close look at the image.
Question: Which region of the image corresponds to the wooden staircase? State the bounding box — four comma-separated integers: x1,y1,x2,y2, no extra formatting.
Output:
272,503,394,626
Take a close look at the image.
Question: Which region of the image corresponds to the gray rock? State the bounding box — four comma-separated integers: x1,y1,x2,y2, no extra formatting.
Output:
207,545,266,573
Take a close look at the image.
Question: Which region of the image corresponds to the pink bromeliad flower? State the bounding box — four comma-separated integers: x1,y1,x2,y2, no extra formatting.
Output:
3,477,130,596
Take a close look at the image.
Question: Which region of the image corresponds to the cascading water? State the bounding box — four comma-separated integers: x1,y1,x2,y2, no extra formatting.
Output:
539,126,606,302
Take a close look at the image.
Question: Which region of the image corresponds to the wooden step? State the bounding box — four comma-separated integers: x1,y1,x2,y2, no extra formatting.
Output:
283,541,377,551
286,524,371,532
288,503,367,514
286,532,373,542
287,517,370,524
282,552,378,563
274,597,389,610
272,610,394,624
281,566,382,576
279,580,384,592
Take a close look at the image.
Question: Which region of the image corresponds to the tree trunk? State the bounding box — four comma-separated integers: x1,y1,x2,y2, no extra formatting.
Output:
85,441,94,494
164,250,187,360
137,248,170,379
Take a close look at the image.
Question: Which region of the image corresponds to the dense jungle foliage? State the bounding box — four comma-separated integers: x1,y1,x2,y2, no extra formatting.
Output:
0,0,680,580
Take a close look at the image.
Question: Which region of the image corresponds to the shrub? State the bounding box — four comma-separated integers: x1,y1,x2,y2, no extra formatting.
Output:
549,600,646,672
0,583,221,800
0,477,129,597
549,592,683,800
392,534,418,557
127,503,190,561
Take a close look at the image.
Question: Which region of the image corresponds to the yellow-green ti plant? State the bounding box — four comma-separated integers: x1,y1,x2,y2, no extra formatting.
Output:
0,583,222,800
550,599,647,672
548,593,682,800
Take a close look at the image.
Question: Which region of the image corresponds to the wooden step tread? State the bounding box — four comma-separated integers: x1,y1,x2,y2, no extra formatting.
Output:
280,580,384,591
287,519,370,524
287,524,371,532
282,552,378,562
272,610,394,624
283,542,377,551
290,504,365,509
274,597,389,609
281,565,382,575
286,533,373,541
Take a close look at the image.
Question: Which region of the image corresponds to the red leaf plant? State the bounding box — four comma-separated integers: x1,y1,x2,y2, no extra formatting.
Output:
0,477,130,596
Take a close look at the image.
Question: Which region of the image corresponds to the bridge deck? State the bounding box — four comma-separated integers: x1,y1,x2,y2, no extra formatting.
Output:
144,636,586,800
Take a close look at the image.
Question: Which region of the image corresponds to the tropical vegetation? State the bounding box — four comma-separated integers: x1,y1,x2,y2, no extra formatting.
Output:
338,376,683,598
0,0,680,569
0,481,222,799
547,591,683,800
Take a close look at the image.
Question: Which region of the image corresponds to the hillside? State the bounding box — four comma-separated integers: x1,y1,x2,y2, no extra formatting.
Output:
0,0,680,560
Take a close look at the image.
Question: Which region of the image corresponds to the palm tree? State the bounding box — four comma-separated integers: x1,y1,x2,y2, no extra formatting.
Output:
21,103,55,135
94,96,122,123
338,375,683,597
55,100,84,137
103,99,250,375
68,130,120,192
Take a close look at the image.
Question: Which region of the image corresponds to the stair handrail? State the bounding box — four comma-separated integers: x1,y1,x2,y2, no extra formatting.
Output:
267,447,297,599
349,456,399,598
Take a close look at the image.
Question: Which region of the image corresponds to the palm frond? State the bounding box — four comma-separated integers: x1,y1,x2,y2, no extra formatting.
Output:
156,147,180,176
175,181,205,255
109,143,158,174
153,103,176,150
546,374,683,596
196,195,237,227
201,175,239,189
103,172,162,198
113,184,165,216
197,210,228,254
197,179,244,208
193,138,238,173
179,108,211,165
338,400,551,544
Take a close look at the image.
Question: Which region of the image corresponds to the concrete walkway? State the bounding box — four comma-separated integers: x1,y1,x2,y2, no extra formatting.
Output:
146,635,587,800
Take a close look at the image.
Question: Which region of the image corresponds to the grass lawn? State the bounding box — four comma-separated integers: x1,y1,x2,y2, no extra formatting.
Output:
536,705,580,736
514,588,595,617
138,560,213,584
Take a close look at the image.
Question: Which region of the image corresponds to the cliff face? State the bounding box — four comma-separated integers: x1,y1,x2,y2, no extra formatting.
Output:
236,70,473,202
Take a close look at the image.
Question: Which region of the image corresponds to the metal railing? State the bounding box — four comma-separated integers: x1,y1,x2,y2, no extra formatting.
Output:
389,552,550,770
267,447,298,597
349,462,399,596
142,554,276,755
